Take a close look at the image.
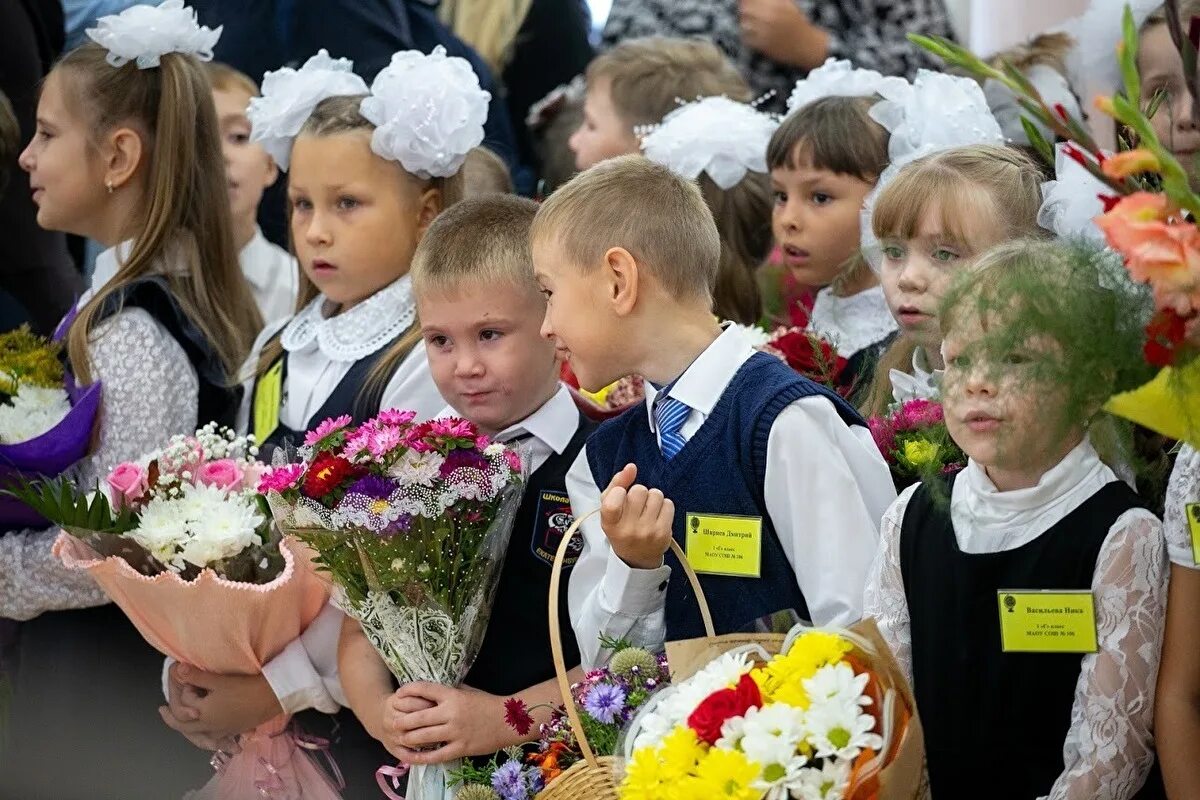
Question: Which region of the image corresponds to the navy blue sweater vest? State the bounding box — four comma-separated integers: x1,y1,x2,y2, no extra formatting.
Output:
586,352,865,639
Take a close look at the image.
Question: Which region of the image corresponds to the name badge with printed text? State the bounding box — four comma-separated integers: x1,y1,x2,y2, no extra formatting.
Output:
253,360,283,445
1187,503,1200,566
685,513,762,578
997,590,1099,654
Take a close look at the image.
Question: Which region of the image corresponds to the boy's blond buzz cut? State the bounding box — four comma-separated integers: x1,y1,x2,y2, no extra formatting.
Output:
531,154,720,303
204,61,260,98
587,37,751,128
411,194,541,298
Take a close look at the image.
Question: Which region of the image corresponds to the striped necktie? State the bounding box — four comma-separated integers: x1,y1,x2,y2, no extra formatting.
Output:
654,394,690,460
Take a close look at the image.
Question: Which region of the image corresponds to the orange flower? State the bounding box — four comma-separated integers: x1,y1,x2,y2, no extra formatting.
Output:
1101,148,1161,179
1096,193,1200,309
1094,95,1117,117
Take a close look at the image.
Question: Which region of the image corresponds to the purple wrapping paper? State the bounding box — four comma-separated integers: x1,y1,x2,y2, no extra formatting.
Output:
0,379,102,530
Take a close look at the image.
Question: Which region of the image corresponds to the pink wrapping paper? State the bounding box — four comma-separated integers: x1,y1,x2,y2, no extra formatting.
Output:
54,532,342,799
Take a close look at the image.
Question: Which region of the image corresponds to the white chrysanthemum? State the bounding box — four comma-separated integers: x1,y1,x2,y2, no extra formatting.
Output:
640,96,777,190
387,449,445,486
132,483,263,570
633,651,754,749
86,0,221,69
791,759,851,800
804,697,883,761
739,703,808,768
726,322,771,349
802,662,872,710
0,386,70,443
360,46,491,178
751,751,811,800
786,58,911,114
247,50,369,171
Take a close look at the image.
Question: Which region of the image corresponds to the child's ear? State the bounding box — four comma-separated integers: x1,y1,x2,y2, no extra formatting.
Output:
263,155,280,190
103,126,144,191
415,187,443,237
605,246,639,317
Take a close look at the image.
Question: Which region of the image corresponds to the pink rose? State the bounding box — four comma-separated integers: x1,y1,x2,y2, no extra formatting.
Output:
195,459,246,491
107,462,149,509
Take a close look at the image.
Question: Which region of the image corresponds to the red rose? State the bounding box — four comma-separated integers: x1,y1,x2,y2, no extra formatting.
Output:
301,452,362,500
766,328,849,392
687,673,762,746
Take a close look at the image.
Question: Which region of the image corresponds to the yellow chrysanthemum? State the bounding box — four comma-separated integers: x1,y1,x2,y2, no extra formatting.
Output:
659,726,706,779
621,745,671,800
756,632,851,708
694,749,762,800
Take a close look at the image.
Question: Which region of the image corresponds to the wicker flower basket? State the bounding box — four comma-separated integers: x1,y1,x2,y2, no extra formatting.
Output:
539,511,720,800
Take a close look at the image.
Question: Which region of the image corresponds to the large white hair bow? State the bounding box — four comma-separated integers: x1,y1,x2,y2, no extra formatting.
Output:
786,58,912,114
641,96,778,189
360,46,491,178
247,50,370,171
1038,143,1112,243
86,0,221,69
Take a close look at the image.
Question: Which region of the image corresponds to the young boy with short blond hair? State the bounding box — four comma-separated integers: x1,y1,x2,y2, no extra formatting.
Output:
569,37,750,171
205,62,298,328
533,155,896,667
339,195,592,764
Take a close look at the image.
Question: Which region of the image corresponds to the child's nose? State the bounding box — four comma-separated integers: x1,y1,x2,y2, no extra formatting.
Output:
539,313,554,340
304,212,331,246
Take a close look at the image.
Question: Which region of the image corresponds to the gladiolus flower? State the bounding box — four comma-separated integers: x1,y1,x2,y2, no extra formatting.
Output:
1101,148,1161,180
1096,193,1200,310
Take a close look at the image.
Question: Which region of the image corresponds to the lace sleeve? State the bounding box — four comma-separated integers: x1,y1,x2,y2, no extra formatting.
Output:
1045,509,1167,800
1163,445,1199,569
863,485,917,686
0,309,198,620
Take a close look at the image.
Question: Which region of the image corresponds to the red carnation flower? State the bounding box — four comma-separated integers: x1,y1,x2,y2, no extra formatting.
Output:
687,673,762,746
301,452,362,500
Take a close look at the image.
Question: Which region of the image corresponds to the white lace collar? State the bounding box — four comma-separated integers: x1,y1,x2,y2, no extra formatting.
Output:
809,285,898,357
950,436,1117,553
890,345,943,404
280,275,416,362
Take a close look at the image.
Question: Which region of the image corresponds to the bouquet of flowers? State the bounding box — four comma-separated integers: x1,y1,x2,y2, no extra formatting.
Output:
260,411,525,800
560,362,645,421
868,398,965,489
453,639,671,800
759,327,854,399
912,2,1200,446
0,325,101,529
619,623,922,800
9,425,338,799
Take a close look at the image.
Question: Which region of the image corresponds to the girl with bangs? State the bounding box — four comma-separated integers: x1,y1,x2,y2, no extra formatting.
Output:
860,144,1047,417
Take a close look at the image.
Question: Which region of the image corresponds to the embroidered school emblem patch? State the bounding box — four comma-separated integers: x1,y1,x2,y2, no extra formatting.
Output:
532,488,581,568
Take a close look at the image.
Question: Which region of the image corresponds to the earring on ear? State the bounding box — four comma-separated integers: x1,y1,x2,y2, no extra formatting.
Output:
105,180,114,194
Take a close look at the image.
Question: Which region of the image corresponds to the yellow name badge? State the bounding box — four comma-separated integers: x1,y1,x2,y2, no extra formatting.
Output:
1188,503,1200,566
997,590,1098,654
685,513,762,578
253,360,284,445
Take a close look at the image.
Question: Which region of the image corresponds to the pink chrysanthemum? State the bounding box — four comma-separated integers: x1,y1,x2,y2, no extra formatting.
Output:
304,414,353,446
376,409,417,426
893,399,943,431
429,417,476,439
368,426,404,458
340,429,373,460
257,463,305,493
502,449,522,473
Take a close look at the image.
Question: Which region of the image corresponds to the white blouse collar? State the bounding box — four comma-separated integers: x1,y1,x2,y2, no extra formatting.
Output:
890,345,943,404
809,285,898,358
280,275,416,362
950,436,1117,550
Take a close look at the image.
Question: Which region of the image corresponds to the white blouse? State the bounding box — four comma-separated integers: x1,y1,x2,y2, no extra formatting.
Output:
235,275,444,435
1164,444,1200,570
808,285,898,359
240,228,299,330
863,438,1167,800
0,252,200,620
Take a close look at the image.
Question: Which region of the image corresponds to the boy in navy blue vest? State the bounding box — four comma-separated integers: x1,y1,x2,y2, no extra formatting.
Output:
339,195,593,765
531,156,896,667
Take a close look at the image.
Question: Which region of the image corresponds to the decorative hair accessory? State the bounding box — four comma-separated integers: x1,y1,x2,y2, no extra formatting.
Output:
639,96,779,189
1038,142,1111,242
86,0,221,69
861,70,1004,269
359,46,491,179
1061,0,1162,95
786,57,911,114
247,50,369,171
